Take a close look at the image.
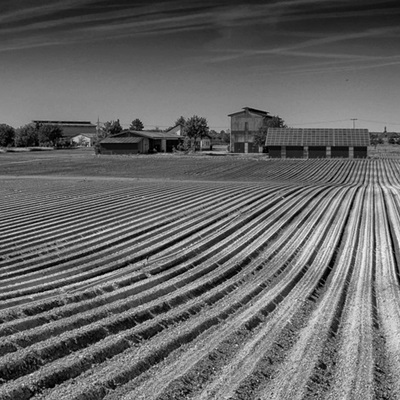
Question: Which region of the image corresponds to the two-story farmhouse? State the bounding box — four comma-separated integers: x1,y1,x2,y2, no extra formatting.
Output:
228,107,272,153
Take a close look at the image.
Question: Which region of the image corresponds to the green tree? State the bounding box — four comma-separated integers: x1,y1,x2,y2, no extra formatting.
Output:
208,129,218,139
183,115,209,151
0,124,15,147
175,116,186,127
254,115,287,148
220,130,230,144
130,118,144,131
370,133,383,147
15,124,39,147
37,124,63,147
388,133,400,144
102,119,122,137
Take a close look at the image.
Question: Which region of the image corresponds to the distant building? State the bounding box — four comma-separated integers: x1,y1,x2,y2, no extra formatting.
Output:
99,130,182,154
266,128,370,159
71,133,97,147
166,124,184,136
33,120,97,145
166,124,212,150
228,107,273,153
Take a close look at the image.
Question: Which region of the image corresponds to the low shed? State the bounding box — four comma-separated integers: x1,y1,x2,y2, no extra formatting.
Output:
99,130,182,154
266,128,369,159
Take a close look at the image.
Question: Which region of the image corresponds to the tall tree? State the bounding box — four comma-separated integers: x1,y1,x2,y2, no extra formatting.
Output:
102,119,122,137
15,124,39,147
183,115,209,151
0,124,15,147
37,124,63,146
175,116,186,127
130,118,144,131
253,115,287,148
219,130,230,144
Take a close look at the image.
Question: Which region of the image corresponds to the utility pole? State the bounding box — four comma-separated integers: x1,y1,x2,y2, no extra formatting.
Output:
351,118,357,129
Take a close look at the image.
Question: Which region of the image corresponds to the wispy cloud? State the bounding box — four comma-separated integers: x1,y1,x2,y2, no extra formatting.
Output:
1,0,399,63
0,1,220,51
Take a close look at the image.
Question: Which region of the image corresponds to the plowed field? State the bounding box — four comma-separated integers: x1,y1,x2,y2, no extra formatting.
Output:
1,151,400,399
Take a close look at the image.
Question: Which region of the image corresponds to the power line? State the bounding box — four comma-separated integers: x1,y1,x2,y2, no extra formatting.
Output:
357,119,400,126
288,119,352,126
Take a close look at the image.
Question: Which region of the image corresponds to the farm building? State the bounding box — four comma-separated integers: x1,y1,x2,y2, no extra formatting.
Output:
32,120,97,144
266,128,370,159
228,107,273,153
71,133,97,147
166,124,212,150
99,130,182,154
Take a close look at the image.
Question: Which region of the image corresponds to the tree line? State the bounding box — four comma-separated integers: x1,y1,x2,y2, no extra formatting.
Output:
0,122,64,148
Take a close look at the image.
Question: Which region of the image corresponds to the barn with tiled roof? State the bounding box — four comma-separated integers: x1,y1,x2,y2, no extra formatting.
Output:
266,128,370,159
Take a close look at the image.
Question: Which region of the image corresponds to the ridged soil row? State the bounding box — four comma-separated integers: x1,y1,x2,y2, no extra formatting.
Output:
322,185,375,399
295,159,343,184
0,181,270,279
56,186,348,400
0,186,336,400
177,186,358,400
281,185,364,400
370,186,395,400
381,159,400,187
0,181,247,267
324,160,347,184
259,160,315,183
295,160,354,185
3,184,293,314
269,160,351,185
0,180,230,253
0,178,114,214
183,159,242,178
374,186,400,399
0,184,321,342
384,160,400,186
0,185,314,365
0,184,294,314
0,179,143,224
338,161,366,186
388,159,400,186
206,185,360,399
0,184,286,304
340,160,362,185
0,181,185,241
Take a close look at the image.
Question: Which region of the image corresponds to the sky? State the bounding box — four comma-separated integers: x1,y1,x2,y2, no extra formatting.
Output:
1,0,400,132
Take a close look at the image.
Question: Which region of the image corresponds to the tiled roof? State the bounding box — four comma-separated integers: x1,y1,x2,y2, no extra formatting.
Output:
100,137,143,144
114,130,181,140
228,107,270,118
33,120,96,127
266,128,370,147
